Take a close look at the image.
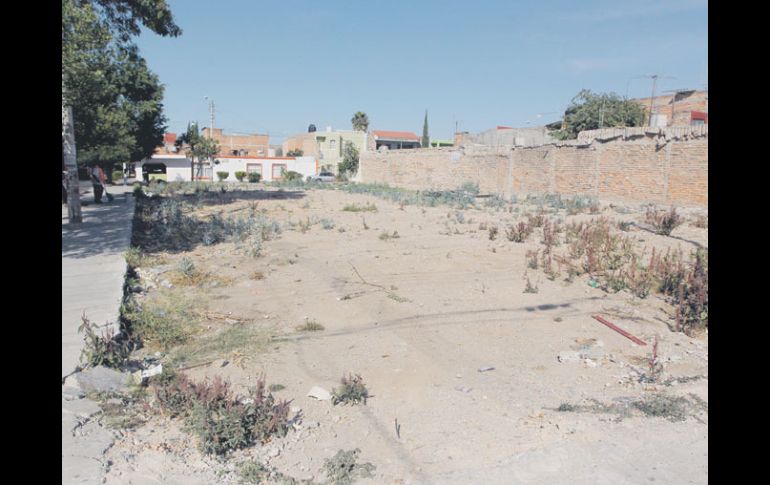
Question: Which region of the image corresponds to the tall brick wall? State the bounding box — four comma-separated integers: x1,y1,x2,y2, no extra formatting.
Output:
360,132,707,207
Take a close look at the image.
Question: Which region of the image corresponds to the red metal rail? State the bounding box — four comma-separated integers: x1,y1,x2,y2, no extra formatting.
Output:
592,314,647,346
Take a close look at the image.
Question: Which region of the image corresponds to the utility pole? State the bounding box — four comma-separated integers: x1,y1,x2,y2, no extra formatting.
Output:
648,75,658,127
207,98,215,138
599,95,606,129
203,96,215,180
643,74,676,127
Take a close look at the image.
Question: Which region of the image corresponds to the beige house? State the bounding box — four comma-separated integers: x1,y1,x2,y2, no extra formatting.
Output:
282,128,366,172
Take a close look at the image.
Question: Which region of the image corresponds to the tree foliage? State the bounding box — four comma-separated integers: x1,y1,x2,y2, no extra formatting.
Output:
550,89,646,140
286,149,304,157
337,142,360,178
62,0,181,174
422,110,430,148
176,123,220,179
351,112,369,132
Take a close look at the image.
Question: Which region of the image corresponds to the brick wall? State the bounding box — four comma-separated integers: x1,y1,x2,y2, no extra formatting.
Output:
360,130,707,207
202,128,270,157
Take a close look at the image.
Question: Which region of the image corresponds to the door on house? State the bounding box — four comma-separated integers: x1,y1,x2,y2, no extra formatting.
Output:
272,164,287,180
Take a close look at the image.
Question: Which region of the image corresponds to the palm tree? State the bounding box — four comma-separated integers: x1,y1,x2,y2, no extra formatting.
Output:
351,112,369,132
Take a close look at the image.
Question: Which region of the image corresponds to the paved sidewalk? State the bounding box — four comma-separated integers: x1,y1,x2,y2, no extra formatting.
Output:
62,182,135,485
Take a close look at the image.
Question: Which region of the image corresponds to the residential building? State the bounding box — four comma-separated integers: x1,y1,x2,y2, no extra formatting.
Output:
212,156,318,182
429,139,454,147
136,154,319,182
634,89,708,127
369,130,421,150
455,126,555,147
201,128,270,157
282,127,366,172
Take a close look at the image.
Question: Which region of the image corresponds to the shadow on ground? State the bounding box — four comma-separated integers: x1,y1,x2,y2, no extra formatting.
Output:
175,188,307,208
62,199,133,259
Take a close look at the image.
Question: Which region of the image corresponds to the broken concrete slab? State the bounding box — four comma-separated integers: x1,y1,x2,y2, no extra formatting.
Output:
76,366,133,394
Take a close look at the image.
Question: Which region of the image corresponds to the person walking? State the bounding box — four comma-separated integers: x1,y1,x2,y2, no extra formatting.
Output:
62,170,68,205
91,164,104,203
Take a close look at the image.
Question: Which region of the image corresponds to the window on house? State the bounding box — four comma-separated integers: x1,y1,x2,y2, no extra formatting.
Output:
246,163,262,175
272,164,286,180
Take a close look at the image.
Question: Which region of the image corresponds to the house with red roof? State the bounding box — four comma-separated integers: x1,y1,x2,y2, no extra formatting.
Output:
369,130,421,151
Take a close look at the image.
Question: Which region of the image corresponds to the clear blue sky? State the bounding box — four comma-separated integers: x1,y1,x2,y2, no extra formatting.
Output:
136,0,707,143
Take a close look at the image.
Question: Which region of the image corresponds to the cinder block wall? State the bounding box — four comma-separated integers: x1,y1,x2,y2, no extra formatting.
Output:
359,135,707,207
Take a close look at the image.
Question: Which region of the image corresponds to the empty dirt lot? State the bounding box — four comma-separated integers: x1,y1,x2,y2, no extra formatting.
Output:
101,183,707,484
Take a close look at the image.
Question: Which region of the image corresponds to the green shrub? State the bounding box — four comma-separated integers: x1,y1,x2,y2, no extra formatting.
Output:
645,205,683,236
332,373,369,406
282,170,303,181
234,171,247,182
153,374,291,456
216,171,229,181
121,289,199,351
78,314,130,369
342,203,377,212
324,449,376,485
248,172,261,183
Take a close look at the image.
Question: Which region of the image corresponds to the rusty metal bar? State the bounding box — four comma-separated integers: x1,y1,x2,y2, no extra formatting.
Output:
592,314,647,346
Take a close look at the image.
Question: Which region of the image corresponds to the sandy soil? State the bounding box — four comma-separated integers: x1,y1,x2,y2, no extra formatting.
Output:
103,187,707,484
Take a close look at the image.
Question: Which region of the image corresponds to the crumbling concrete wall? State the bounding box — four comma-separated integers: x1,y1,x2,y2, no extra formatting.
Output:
359,127,707,207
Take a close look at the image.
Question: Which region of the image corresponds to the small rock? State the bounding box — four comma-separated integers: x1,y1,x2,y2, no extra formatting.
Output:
454,386,472,393
584,359,598,368
305,420,320,429
220,360,229,368
478,366,495,372
224,318,238,324
307,386,332,401
160,280,173,288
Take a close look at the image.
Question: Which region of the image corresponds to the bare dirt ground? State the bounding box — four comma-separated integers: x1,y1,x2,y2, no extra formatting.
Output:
102,186,707,484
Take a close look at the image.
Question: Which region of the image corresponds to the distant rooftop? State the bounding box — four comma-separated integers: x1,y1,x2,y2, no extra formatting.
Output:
371,130,420,141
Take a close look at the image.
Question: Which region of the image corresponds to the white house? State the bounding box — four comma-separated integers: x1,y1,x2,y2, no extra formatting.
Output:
212,156,318,182
136,155,319,182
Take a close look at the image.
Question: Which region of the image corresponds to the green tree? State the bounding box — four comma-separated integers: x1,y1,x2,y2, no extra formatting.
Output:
337,142,360,179
422,110,429,148
72,45,168,180
176,123,220,180
62,0,180,222
351,112,369,132
551,89,646,140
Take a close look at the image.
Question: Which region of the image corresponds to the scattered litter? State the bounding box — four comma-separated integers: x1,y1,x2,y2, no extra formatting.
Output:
220,360,229,368
588,279,599,288
307,386,332,401
557,351,582,363
224,318,239,324
478,366,495,372
140,364,163,379
592,314,647,346
454,386,473,393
